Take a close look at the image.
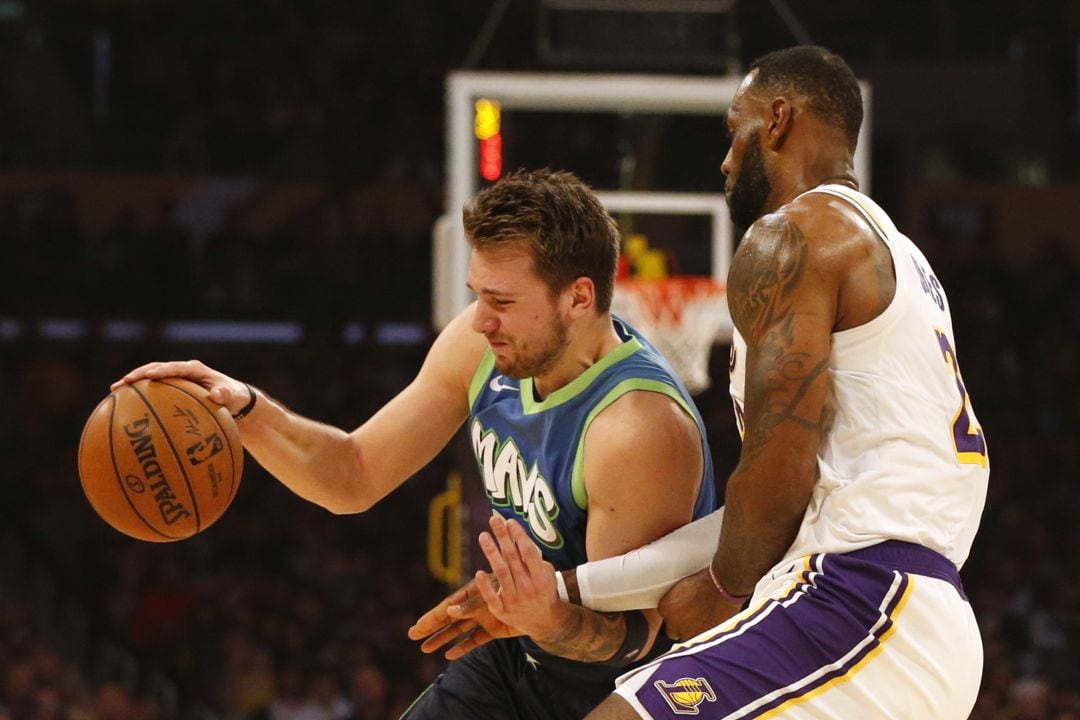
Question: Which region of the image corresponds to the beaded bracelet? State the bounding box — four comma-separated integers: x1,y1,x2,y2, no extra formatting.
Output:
707,562,751,605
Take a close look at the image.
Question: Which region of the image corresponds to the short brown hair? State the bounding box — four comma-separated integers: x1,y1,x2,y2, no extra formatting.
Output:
463,169,620,312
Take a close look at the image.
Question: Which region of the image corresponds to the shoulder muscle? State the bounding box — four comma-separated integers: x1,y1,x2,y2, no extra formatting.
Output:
728,210,834,343
416,302,490,398
583,390,703,560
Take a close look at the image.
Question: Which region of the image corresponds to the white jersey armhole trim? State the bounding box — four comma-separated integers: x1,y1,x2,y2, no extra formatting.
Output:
801,184,909,344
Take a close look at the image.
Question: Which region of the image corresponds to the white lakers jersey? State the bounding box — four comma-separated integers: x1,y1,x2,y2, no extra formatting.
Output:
729,184,989,571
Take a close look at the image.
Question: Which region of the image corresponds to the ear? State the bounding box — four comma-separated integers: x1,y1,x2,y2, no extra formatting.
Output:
766,97,794,151
564,277,596,319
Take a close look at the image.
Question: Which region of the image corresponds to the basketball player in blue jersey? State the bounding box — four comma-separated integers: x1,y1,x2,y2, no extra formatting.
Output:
112,169,717,719
424,47,989,719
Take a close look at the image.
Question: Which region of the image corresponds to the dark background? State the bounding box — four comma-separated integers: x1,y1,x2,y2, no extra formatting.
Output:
2,1,1079,718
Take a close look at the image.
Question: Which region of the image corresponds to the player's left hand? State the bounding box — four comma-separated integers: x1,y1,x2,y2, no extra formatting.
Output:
474,514,568,642
659,568,743,641
407,577,523,660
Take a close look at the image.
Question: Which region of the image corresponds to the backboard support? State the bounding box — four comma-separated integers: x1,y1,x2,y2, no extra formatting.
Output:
434,70,872,328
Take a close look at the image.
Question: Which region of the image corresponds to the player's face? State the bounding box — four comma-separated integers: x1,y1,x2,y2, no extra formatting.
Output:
722,81,772,232
468,244,570,379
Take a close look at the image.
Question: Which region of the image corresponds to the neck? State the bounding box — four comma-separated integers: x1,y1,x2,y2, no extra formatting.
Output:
816,175,858,190
533,313,622,398
770,145,858,211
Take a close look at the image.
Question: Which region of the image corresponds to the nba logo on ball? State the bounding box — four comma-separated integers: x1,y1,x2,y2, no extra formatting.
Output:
654,677,717,715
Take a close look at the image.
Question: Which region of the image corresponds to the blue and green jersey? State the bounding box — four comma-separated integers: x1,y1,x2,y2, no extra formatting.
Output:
467,316,717,571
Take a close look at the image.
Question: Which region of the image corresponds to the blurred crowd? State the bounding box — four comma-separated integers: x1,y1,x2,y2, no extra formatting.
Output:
2,1,1080,719
0,181,439,324
0,1,500,179
939,235,1080,719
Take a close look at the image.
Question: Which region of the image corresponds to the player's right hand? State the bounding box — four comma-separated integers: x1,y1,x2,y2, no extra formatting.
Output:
112,360,252,417
408,576,524,660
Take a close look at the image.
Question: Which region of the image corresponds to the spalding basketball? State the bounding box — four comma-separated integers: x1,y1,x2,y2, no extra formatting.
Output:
78,378,243,541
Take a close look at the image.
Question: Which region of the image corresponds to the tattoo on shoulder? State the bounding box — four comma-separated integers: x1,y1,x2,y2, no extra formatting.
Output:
728,215,809,342
729,215,829,459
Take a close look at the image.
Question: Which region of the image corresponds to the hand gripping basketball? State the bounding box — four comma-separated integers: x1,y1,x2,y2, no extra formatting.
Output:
112,360,255,419
79,376,244,541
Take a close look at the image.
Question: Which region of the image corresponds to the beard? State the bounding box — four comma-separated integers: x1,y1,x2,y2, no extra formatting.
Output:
726,139,772,236
493,314,569,379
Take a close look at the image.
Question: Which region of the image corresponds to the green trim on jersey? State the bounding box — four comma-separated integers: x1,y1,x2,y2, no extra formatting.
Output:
467,349,497,409
570,378,694,510
519,337,643,415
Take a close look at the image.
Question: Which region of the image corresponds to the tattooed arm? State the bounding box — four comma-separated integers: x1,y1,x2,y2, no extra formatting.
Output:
711,209,837,596
656,199,898,641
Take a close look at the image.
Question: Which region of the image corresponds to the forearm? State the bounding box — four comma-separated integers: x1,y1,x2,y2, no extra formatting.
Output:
238,389,368,513
534,604,656,663
560,509,724,611
533,604,623,661
710,470,807,595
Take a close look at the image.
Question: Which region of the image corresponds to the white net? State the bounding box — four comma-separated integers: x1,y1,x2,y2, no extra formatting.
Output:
612,277,731,395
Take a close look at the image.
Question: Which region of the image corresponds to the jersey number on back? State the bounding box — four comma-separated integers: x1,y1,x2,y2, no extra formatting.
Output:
935,330,988,467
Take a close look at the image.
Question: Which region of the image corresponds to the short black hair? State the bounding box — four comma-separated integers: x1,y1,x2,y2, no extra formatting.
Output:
749,46,863,150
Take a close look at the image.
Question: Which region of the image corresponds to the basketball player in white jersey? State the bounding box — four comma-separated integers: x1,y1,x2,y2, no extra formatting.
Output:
415,45,989,718
584,43,990,720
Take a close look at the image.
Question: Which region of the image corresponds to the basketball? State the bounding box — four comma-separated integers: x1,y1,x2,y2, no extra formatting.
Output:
77,378,243,542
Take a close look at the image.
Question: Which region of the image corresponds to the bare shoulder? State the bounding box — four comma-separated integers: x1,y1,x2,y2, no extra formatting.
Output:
730,193,887,338
728,209,822,342
418,302,490,396
587,389,700,453
583,389,702,489
583,387,703,556
786,192,896,330
786,192,886,262
738,195,877,278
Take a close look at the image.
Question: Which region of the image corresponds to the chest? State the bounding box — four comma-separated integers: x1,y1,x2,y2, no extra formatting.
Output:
467,395,592,559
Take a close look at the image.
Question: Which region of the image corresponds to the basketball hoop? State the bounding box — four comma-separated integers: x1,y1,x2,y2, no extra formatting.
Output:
612,276,731,395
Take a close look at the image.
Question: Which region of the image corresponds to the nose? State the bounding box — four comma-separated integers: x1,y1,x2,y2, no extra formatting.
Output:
721,146,733,178
472,302,498,335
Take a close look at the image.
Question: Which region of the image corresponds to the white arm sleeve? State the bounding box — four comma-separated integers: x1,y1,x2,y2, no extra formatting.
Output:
556,508,724,612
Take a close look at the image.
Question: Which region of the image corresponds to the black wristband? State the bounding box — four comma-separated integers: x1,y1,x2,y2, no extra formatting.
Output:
232,384,257,420
601,610,650,667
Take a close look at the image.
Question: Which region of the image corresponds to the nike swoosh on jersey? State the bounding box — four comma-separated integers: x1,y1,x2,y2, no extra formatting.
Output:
489,375,519,393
